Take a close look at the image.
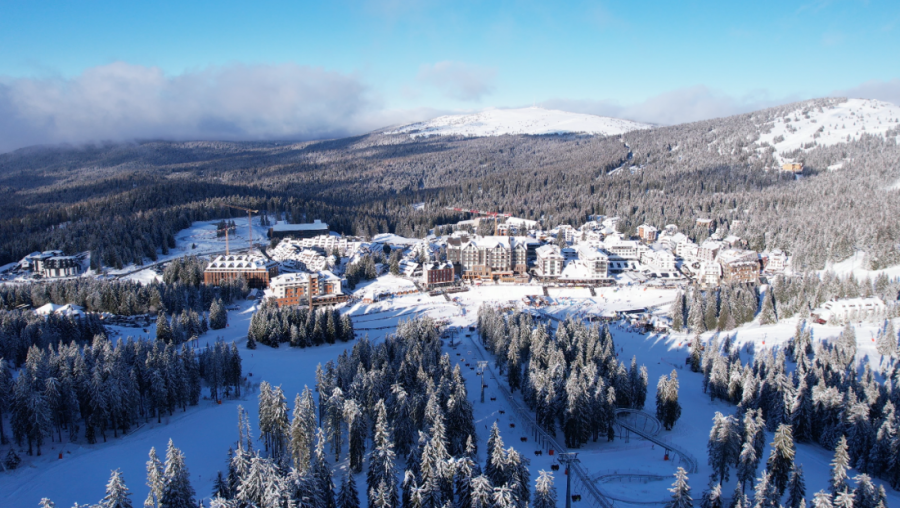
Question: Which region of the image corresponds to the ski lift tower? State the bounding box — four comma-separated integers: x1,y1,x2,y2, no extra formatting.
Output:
557,452,580,508
477,361,488,403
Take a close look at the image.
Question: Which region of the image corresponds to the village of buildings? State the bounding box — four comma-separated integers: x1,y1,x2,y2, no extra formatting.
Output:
5,210,889,329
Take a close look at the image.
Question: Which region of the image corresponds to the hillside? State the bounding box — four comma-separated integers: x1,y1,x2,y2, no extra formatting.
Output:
384,106,652,138
0,97,898,272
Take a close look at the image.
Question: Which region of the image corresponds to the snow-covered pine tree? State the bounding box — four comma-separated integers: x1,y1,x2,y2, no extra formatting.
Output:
671,291,685,332
484,422,505,486
812,491,833,508
368,400,399,508
785,463,805,508
314,428,336,508
666,467,693,508
156,312,173,343
532,471,557,508
145,447,165,508
868,401,895,476
689,289,706,333
852,474,878,508
102,469,133,508
758,290,777,325
209,299,227,330
337,470,360,508
699,482,722,508
159,439,196,508
690,335,703,373
829,436,851,498
765,424,795,498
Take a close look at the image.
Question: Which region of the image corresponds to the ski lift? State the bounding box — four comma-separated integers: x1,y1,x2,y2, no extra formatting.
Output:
550,462,560,471
534,450,543,456
572,495,582,502
520,437,528,442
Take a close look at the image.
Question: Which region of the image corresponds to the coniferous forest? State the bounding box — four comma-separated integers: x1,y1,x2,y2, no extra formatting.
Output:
2,98,900,271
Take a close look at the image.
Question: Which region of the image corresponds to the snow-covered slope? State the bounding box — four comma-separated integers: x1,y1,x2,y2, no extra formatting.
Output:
385,107,652,138
758,98,900,156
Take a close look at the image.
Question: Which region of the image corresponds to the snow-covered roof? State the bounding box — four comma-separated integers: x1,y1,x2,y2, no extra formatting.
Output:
271,220,328,232
207,254,276,271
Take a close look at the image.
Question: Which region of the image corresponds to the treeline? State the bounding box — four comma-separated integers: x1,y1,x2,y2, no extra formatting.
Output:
0,309,106,366
0,335,241,463
692,323,900,490
671,272,900,333
5,98,900,272
39,317,559,508
477,307,657,447
0,277,246,316
247,304,355,348
696,411,889,508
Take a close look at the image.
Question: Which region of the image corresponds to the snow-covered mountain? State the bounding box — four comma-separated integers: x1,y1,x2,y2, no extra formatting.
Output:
758,98,900,157
385,106,652,138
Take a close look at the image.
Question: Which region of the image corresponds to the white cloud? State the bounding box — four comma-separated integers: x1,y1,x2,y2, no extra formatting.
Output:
0,62,433,153
416,61,497,102
834,78,900,106
543,86,801,126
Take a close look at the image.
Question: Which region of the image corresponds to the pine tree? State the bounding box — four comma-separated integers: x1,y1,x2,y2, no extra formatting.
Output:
209,299,227,330
758,290,777,325
145,447,165,508
829,436,851,498
160,440,197,508
338,470,360,508
785,464,805,508
102,469,134,508
699,482,722,508
532,471,557,508
672,291,685,332
852,475,878,508
689,335,703,372
156,313,173,343
666,467,693,508
470,476,493,508
212,471,230,500
368,400,399,508
812,491,833,508
766,424,795,498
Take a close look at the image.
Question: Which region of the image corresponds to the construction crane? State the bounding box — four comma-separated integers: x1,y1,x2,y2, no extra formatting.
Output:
227,205,259,250
220,223,236,255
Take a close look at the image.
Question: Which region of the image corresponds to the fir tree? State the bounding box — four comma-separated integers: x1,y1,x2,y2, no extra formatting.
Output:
666,467,693,508
672,291,685,332
532,471,557,508
338,470,360,508
156,313,173,343
689,335,703,373
766,424,795,498
145,447,165,508
209,299,227,330
829,436,851,498
102,469,134,508
785,464,805,508
160,439,197,508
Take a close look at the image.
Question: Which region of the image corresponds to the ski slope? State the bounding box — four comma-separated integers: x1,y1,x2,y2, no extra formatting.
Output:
758,98,900,159
385,107,652,138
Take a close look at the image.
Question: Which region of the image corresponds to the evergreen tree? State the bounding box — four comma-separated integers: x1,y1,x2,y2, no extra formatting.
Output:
765,424,795,498
338,470,360,508
145,447,165,508
666,468,693,508
532,471,557,508
209,299,228,330
852,475,878,508
160,439,197,508
785,464,805,508
812,491,833,508
672,291,685,332
102,469,134,508
156,313,173,343
829,436,851,498
689,335,703,373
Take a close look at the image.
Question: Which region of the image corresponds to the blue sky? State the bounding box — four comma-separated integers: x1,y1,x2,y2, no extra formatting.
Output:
0,0,898,151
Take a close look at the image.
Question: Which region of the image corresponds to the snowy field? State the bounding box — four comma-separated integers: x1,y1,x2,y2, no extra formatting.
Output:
756,98,900,161
3,279,899,507
385,107,652,138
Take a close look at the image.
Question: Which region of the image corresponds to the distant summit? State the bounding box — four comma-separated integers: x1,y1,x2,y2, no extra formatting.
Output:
384,106,653,138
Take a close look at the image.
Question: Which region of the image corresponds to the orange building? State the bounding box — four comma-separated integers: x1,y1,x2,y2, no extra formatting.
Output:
203,255,279,289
